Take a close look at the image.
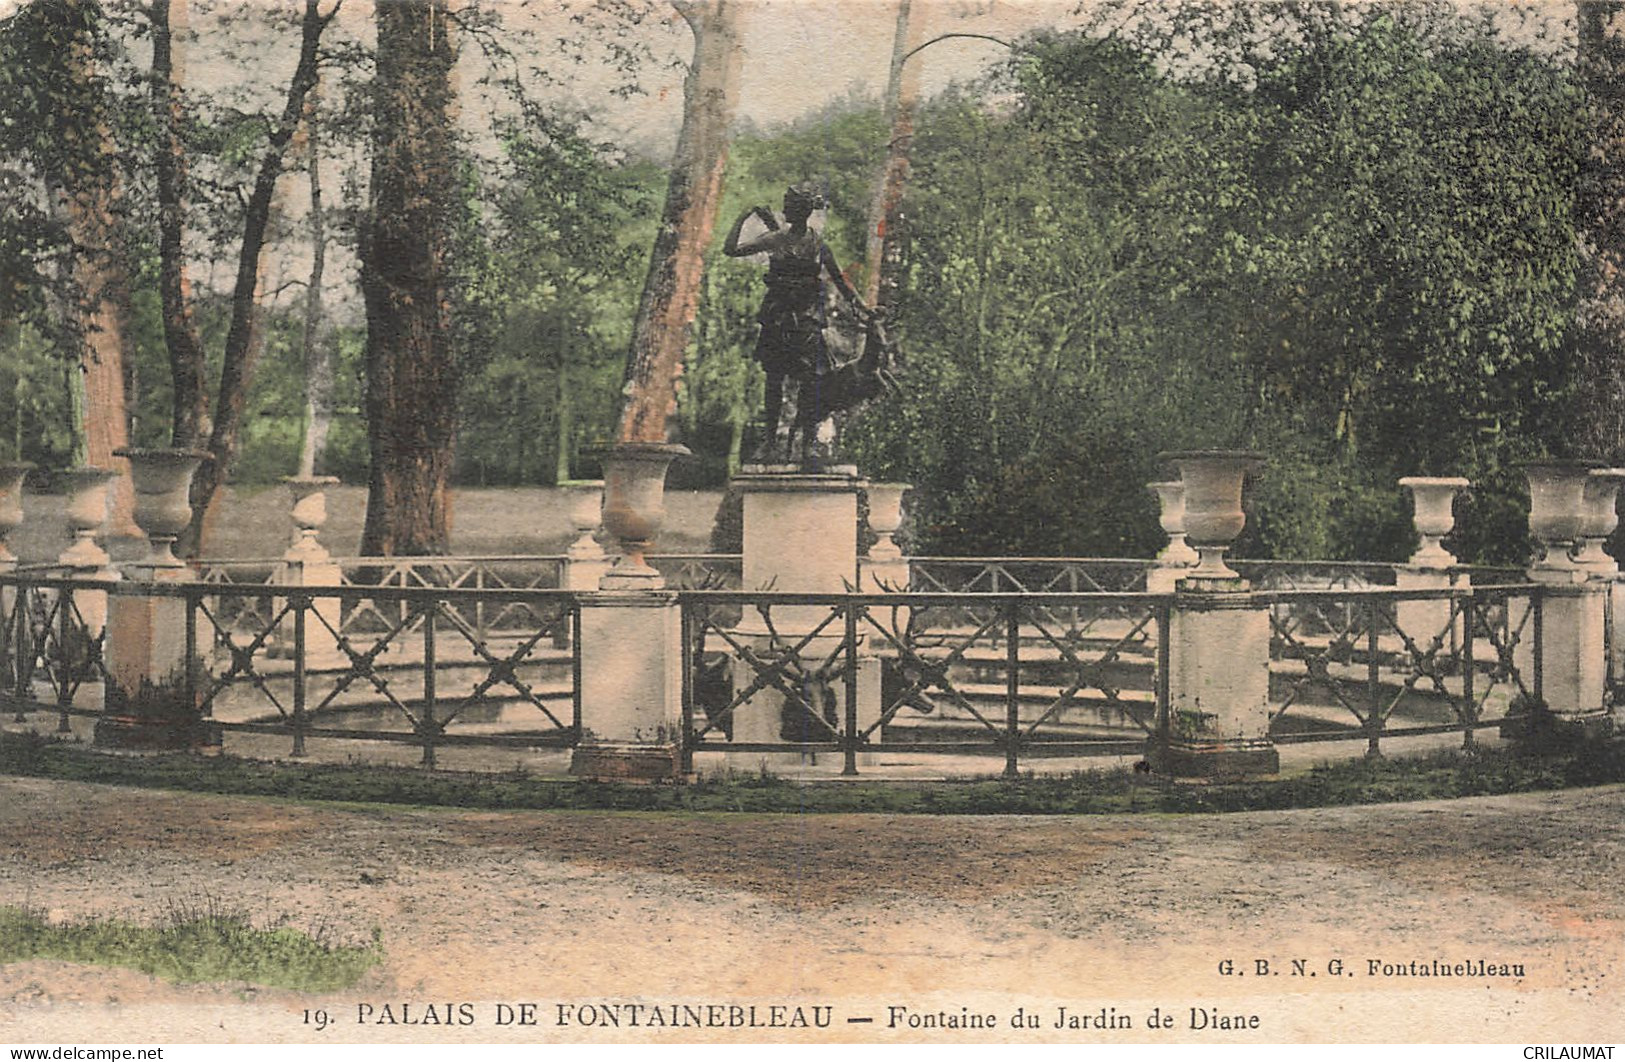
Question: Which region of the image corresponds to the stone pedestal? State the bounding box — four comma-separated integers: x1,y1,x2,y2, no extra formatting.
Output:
1507,573,1610,740
95,564,218,750
1153,587,1278,777
569,591,685,782
1395,566,1465,657
729,467,878,764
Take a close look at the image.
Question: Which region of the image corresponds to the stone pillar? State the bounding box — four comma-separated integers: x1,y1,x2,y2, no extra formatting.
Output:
95,449,217,751
1575,470,1625,721
1508,461,1610,740
559,480,611,591
569,444,688,781
569,591,685,781
1395,477,1470,656
1158,587,1278,776
1151,451,1276,777
730,467,876,760
271,476,343,669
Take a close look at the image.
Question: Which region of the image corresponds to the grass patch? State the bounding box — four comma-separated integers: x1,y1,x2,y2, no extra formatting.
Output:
0,728,1622,816
0,898,380,991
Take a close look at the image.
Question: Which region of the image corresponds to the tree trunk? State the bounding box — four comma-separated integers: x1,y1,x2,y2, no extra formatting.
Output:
183,0,331,555
862,0,919,310
297,81,334,479
615,0,743,444
1575,1,1625,461
150,0,209,450
359,0,459,555
554,326,572,484
36,0,139,537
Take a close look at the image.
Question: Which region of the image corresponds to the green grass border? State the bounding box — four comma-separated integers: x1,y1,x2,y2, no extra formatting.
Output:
0,898,381,991
2,728,1623,814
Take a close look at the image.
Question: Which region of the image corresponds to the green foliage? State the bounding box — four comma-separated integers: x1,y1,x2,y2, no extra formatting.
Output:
0,899,380,991
839,7,1587,561
458,130,659,486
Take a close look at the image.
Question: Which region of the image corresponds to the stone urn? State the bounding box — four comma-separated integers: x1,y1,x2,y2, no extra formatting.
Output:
865,483,909,563
0,462,34,565
1399,476,1470,568
1147,480,1200,567
598,442,689,589
284,475,340,562
1158,451,1263,581
561,480,607,561
115,448,211,568
1576,468,1625,573
58,466,117,569
1523,460,1600,572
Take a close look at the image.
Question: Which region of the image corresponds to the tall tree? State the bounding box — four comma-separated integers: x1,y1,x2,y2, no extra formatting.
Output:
296,80,335,478
149,0,209,450
8,0,141,536
178,0,335,552
616,0,743,444
359,0,460,555
861,0,919,310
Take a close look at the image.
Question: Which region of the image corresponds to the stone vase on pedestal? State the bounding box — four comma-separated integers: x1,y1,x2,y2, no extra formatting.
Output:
58,467,116,572
1395,476,1471,656
96,448,217,751
1509,460,1609,742
860,482,910,592
571,443,689,782
1147,480,1200,593
1151,451,1275,777
1575,469,1625,574
54,467,118,691
560,479,610,592
1523,460,1599,578
1158,451,1262,586
271,475,343,671
598,443,689,590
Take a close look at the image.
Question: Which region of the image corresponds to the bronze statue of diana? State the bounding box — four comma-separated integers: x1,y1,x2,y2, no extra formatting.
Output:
723,183,898,467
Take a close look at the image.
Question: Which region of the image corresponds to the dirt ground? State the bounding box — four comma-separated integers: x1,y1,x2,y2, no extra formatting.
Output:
1,776,1622,1044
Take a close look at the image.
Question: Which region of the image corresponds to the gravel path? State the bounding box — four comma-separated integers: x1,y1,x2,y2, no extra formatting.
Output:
1,777,1620,1043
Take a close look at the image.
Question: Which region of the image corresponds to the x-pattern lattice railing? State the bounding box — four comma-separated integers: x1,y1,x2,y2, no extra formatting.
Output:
0,578,111,732
679,591,1167,777
1260,583,1538,752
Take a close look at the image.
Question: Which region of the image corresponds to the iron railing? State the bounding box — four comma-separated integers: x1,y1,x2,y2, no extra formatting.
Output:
0,564,1554,776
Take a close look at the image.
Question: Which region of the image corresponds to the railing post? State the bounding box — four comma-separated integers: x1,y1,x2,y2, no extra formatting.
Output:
1365,599,1382,758
1155,598,1172,749
1004,597,1020,779
1460,590,1477,751
291,591,308,758
843,601,860,777
679,598,695,776
421,598,438,769
56,583,74,733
